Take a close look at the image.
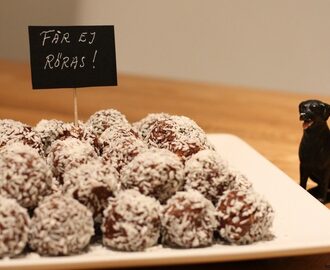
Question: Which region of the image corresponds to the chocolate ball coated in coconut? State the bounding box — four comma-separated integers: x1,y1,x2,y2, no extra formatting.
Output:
47,138,98,183
0,119,43,156
216,189,274,244
99,125,140,148
35,120,99,155
0,196,30,258
101,134,147,172
102,189,161,251
55,122,100,155
29,194,94,256
221,168,253,194
146,115,214,160
62,158,120,222
0,143,53,208
121,148,184,203
34,119,66,154
133,113,170,140
86,109,130,136
161,190,218,248
184,150,230,204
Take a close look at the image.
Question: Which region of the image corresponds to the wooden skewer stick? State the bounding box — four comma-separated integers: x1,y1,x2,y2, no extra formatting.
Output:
73,88,78,126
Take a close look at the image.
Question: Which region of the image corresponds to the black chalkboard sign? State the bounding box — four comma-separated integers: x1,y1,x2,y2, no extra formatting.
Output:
28,25,117,89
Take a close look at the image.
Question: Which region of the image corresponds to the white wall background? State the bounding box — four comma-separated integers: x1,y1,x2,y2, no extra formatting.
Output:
1,0,330,95
0,0,78,59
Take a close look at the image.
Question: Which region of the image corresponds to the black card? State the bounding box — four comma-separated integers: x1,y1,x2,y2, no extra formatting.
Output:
28,25,117,89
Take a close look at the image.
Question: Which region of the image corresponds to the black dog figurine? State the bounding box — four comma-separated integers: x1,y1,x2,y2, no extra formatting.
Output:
299,99,330,203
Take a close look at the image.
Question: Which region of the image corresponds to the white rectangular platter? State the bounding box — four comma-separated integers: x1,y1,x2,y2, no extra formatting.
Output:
2,134,330,270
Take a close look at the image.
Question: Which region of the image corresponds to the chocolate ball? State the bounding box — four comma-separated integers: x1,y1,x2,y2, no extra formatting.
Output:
133,113,170,140
0,143,53,208
221,168,253,194
62,158,120,222
99,125,140,148
121,148,184,203
56,122,100,154
146,115,214,160
101,130,147,172
0,196,30,258
184,149,229,204
47,138,98,183
102,189,161,251
35,120,100,155
216,189,274,244
0,119,43,156
29,194,94,256
34,119,66,154
161,190,218,248
86,109,130,136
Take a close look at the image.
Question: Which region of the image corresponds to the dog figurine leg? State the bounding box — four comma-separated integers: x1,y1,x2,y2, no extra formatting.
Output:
318,172,330,203
299,163,309,190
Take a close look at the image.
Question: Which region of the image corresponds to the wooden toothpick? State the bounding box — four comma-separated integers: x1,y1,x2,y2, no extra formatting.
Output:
73,88,78,126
